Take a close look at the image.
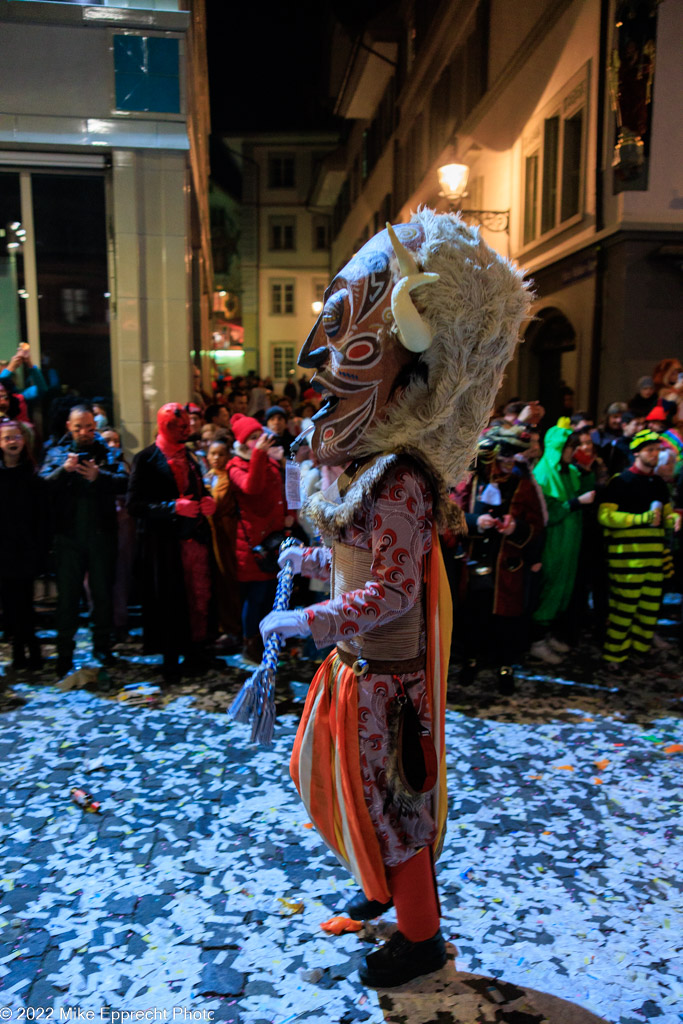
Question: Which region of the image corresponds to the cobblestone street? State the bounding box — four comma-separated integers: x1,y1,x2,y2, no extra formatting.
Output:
0,612,681,1024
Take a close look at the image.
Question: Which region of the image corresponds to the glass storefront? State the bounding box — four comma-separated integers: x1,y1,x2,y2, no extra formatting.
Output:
0,170,111,402
0,173,28,357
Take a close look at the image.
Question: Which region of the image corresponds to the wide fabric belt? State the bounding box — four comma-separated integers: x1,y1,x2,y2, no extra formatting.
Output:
332,540,424,664
336,647,426,676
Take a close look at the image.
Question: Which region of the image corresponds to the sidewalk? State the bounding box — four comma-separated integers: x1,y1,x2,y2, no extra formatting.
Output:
0,628,681,1024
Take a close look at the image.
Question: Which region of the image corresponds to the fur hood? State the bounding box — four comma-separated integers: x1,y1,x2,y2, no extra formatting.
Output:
232,441,253,461
358,208,533,492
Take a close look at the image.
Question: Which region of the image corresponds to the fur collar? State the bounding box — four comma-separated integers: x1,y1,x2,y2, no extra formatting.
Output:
232,441,252,461
302,452,464,541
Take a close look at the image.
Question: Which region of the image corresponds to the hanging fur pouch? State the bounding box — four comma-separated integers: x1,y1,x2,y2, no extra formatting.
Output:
392,676,438,797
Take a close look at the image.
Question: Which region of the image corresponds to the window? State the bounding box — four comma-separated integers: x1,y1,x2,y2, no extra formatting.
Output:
269,216,296,251
312,279,326,306
113,34,180,114
541,116,559,235
523,155,538,246
521,66,587,247
268,155,295,189
312,216,329,251
272,344,296,380
61,288,90,325
561,110,583,222
270,280,295,315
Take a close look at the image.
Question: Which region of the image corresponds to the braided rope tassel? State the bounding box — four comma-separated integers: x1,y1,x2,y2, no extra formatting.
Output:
228,539,300,745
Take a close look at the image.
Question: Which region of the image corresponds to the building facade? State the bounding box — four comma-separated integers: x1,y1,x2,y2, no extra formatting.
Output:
0,0,212,449
223,133,337,390
313,0,682,422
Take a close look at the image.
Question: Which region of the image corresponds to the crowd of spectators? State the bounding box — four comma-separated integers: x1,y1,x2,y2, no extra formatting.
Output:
0,354,681,701
446,356,683,690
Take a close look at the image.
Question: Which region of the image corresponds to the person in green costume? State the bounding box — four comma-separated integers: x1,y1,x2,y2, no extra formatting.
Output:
530,425,596,663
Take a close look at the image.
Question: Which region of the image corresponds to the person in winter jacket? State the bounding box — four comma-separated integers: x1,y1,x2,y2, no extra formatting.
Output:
228,413,286,664
531,424,595,663
127,403,217,682
0,421,50,674
39,405,128,675
452,424,545,693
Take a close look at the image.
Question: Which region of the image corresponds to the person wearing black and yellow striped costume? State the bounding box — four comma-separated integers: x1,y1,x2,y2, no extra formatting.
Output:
598,429,681,667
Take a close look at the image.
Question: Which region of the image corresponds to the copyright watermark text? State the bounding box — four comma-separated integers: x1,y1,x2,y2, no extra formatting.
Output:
0,1011,215,1022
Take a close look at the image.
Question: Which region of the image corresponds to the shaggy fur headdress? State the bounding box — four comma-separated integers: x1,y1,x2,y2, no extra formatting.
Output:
357,208,533,491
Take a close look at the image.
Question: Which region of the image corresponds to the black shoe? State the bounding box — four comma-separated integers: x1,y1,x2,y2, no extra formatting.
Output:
360,928,447,988
497,665,515,696
345,893,394,920
56,657,74,677
161,653,182,684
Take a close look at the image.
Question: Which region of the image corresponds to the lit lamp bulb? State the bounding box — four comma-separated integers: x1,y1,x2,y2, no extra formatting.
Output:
437,163,469,202
311,300,323,315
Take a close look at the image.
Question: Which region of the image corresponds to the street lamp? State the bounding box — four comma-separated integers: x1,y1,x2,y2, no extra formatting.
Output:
437,163,510,234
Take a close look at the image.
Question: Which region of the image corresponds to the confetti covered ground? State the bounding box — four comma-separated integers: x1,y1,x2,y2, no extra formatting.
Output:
0,599,682,1024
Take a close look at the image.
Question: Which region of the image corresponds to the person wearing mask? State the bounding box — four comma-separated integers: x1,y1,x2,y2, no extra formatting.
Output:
91,400,110,433
127,403,217,681
228,413,287,664
256,214,532,989
599,429,681,669
0,421,49,672
39,405,128,675
530,426,595,663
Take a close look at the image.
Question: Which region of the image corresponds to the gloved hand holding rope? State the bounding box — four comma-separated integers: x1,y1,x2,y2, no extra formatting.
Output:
228,538,307,744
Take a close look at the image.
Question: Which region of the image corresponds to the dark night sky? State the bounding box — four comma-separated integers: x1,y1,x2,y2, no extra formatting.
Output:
205,0,338,134
205,0,397,134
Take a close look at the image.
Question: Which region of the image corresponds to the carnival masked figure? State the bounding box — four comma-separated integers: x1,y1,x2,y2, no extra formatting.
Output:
260,210,531,987
127,403,216,680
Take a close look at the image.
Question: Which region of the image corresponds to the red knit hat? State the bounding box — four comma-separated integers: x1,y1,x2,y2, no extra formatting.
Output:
646,404,667,422
230,413,263,444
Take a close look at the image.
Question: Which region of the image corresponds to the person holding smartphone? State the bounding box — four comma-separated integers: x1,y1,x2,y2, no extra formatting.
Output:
39,405,128,675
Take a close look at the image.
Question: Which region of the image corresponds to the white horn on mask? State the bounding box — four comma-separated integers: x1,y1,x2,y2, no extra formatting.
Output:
386,222,439,353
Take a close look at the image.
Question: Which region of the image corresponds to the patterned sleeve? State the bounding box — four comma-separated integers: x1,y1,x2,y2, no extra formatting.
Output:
301,546,331,580
306,467,432,649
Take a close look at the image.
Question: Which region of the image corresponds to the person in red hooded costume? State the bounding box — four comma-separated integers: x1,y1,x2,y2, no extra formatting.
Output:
228,413,286,664
127,403,216,680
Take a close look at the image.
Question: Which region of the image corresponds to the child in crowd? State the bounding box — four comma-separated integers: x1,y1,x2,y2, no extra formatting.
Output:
204,439,241,649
